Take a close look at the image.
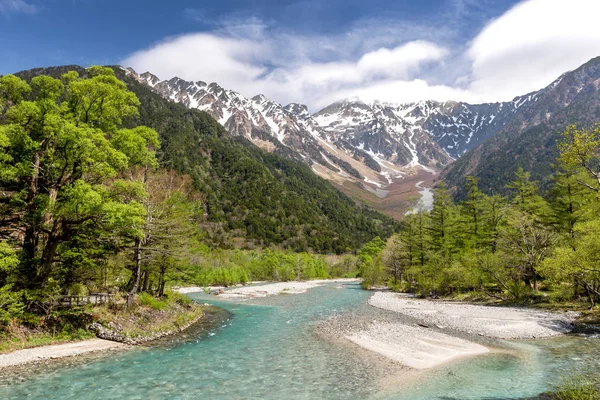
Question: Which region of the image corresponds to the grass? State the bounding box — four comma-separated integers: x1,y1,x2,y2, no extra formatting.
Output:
0,325,94,354
89,290,203,340
0,291,203,353
552,372,600,400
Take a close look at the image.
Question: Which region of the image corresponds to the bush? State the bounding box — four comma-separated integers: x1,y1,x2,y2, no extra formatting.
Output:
137,292,168,310
0,285,25,326
165,290,192,306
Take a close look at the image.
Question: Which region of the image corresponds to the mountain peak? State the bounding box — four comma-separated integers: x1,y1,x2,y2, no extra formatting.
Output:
140,71,160,87
251,94,269,103
284,103,309,117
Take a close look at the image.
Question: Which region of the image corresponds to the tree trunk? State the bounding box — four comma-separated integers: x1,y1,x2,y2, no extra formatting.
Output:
21,151,42,286
127,237,142,308
36,220,63,286
158,259,167,297
141,269,149,292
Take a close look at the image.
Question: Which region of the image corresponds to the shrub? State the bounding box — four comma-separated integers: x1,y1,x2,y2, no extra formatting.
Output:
137,292,167,310
0,285,25,326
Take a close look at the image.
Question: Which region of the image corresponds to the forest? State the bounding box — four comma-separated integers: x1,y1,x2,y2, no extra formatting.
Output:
361,123,600,311
1,65,598,351
0,66,390,342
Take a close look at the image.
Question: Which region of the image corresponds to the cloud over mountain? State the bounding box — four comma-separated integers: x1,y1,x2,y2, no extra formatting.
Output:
122,0,600,110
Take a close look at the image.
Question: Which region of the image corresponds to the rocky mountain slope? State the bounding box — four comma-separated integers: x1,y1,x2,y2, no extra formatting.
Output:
125,69,453,204
123,55,600,208
15,65,397,252
441,56,600,197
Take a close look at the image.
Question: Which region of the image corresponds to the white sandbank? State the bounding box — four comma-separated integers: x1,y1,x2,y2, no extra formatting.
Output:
368,292,577,339
176,279,359,298
346,321,489,369
0,339,127,369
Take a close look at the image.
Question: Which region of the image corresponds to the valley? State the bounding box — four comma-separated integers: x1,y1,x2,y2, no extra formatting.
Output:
2,1,600,397
124,56,600,214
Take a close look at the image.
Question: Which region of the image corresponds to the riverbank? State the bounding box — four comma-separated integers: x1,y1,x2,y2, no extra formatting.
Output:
369,292,578,339
176,278,360,299
0,291,206,369
0,339,127,369
88,292,205,345
319,290,579,373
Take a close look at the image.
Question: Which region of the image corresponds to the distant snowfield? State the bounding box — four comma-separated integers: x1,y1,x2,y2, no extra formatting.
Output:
406,181,434,214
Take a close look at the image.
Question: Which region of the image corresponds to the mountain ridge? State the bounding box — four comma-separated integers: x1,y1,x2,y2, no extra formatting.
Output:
122,55,600,207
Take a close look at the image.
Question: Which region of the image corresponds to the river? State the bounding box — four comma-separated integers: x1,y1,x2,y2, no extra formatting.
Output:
1,282,599,399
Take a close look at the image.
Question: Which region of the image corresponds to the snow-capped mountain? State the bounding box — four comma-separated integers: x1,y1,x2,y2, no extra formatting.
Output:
121,66,550,204
125,68,454,198
442,56,600,197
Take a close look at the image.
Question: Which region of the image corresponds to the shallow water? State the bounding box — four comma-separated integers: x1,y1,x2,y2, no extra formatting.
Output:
1,283,598,400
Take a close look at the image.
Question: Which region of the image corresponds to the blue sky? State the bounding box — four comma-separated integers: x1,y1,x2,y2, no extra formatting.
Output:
2,0,600,110
0,0,511,72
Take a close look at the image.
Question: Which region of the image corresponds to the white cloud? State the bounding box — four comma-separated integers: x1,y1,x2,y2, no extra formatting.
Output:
122,33,268,87
0,0,36,15
466,0,600,101
123,33,453,110
122,0,600,111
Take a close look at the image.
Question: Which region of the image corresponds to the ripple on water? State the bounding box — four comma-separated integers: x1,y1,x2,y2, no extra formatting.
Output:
0,283,598,400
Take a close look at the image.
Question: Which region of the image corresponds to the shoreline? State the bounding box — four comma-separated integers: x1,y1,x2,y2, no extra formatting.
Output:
175,278,360,298
316,290,579,375
1,283,581,382
0,339,128,370
0,302,209,371
368,291,578,339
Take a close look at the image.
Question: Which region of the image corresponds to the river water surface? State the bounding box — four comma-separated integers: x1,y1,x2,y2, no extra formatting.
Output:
2,282,599,399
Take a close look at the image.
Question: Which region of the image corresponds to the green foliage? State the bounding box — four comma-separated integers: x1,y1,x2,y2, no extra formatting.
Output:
106,67,396,253
358,237,386,288
540,219,600,308
0,67,158,290
137,292,168,311
0,284,25,325
552,371,600,400
179,249,336,287
372,153,600,308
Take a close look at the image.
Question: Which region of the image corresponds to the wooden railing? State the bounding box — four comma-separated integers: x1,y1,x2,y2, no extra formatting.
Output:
58,293,116,307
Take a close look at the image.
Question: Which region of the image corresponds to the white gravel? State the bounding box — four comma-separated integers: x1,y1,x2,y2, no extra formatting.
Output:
217,281,327,298
0,339,127,369
346,321,489,369
176,279,360,298
369,292,578,339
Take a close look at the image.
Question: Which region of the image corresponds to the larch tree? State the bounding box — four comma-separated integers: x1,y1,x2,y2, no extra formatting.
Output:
559,123,600,193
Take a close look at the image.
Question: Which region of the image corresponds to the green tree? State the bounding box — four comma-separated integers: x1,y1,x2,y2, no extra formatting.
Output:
480,194,507,253
428,182,458,263
0,67,159,290
358,236,386,288
499,209,555,292
540,219,600,308
558,123,600,193
382,235,411,287
548,163,591,246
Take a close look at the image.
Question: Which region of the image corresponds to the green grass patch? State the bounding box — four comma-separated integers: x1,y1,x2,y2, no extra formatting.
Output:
552,372,600,400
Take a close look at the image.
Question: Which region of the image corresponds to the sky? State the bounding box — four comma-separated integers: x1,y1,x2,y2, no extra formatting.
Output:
2,0,600,111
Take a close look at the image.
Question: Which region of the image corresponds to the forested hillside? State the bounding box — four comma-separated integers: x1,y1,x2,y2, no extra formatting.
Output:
0,66,394,346
362,124,600,309
441,57,600,198
15,66,395,254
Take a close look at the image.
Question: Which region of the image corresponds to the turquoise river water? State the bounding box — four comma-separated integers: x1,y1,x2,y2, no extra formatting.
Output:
2,282,599,399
